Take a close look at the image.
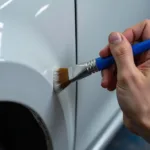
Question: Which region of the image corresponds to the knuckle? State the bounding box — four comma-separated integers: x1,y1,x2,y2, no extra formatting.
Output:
143,19,150,25
113,46,127,57
119,71,136,82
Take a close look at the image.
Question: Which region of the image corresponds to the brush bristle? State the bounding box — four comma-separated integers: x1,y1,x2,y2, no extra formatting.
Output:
53,68,71,93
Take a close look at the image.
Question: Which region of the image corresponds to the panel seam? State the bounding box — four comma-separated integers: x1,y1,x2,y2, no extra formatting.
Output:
73,0,78,150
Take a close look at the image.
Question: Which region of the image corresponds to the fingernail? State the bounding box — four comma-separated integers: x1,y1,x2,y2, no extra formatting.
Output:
109,33,122,44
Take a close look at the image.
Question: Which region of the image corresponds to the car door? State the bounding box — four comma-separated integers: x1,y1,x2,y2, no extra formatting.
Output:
0,0,76,150
75,1,150,150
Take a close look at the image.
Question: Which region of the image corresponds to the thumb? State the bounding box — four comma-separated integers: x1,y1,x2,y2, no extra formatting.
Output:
109,32,136,74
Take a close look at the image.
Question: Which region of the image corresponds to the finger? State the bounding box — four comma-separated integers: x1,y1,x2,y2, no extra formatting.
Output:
101,69,109,88
134,53,143,66
107,65,117,91
107,75,117,91
100,20,150,59
101,65,116,89
136,50,150,66
123,19,150,43
99,45,111,57
109,32,137,76
138,60,150,77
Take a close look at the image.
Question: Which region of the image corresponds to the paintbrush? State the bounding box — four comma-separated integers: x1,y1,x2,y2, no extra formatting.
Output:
53,39,150,93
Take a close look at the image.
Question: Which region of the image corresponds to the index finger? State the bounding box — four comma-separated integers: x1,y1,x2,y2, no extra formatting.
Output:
100,19,150,57
123,19,150,43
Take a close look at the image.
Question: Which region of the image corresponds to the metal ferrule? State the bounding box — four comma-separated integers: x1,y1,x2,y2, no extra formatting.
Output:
68,59,98,82
86,59,99,73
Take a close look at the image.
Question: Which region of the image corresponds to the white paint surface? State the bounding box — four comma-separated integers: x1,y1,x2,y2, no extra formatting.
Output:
0,0,76,150
76,1,150,150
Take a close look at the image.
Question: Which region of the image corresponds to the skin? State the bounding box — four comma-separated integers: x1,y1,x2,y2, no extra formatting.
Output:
99,19,150,142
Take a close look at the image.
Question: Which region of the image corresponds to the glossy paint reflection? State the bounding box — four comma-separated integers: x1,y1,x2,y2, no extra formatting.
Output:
0,0,13,10
0,22,4,59
35,4,50,17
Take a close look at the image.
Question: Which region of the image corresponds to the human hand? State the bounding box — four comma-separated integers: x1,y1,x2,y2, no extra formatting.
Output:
100,20,150,142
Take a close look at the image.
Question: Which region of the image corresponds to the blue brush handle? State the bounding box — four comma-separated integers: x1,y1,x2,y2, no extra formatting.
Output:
96,39,150,71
